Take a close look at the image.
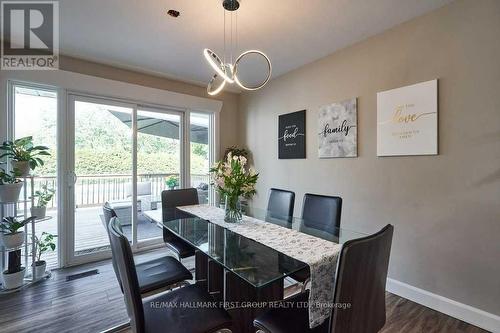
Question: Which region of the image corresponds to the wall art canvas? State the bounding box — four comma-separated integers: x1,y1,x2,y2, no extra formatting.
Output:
377,79,438,156
318,98,357,158
278,110,306,159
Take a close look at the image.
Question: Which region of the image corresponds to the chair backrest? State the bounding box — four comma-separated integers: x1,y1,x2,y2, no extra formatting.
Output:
103,203,122,290
301,193,342,236
162,188,199,243
108,217,145,333
103,202,117,225
266,188,295,222
329,224,394,333
161,188,199,221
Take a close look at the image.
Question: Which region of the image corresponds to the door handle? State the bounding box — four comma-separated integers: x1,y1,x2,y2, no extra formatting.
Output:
68,171,77,188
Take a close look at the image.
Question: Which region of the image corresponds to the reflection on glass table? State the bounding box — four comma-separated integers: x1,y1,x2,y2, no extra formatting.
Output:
146,205,367,288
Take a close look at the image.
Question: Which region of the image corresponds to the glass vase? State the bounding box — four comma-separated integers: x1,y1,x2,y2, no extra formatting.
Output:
224,194,242,223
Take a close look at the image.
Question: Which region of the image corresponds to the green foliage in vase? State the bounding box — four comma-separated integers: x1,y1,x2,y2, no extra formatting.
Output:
210,152,258,200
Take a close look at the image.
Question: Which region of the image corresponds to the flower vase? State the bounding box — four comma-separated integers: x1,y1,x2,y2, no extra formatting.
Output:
224,195,242,223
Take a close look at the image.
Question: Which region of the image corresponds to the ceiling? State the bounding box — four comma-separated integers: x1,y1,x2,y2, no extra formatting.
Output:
59,0,453,90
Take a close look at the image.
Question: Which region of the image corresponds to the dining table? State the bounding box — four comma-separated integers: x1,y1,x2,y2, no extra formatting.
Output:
143,204,367,333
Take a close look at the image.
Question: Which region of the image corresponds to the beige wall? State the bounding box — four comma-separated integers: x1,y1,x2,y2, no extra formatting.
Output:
59,56,239,155
238,0,500,315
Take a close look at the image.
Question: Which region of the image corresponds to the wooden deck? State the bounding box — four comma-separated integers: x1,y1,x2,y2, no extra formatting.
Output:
32,207,163,268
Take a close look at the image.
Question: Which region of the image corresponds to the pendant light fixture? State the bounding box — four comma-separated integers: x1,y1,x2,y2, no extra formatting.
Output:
204,0,272,95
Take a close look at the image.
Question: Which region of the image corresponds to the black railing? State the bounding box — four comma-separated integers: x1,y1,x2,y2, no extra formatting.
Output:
29,173,210,208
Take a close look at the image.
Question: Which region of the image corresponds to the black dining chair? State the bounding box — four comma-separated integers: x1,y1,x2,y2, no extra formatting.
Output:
254,224,394,333
103,203,192,294
161,188,199,261
301,193,342,236
108,217,232,333
266,188,295,223
290,194,343,288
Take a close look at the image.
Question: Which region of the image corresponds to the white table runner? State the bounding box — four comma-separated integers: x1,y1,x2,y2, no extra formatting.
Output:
178,204,341,328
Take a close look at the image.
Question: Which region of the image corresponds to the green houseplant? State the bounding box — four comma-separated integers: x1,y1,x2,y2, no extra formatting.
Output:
165,175,179,190
210,152,258,223
32,232,57,279
31,184,56,219
0,166,23,203
0,216,35,249
223,146,249,159
0,136,50,176
2,249,24,289
1,216,35,289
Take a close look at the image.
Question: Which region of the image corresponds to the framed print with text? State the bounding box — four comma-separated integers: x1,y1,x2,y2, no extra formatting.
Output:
377,79,438,156
318,98,357,158
278,110,306,159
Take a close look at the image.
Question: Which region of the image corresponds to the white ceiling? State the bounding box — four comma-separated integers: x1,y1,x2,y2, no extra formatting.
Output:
59,0,453,89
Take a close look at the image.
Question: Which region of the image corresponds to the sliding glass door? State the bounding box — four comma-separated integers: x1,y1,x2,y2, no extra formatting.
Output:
68,96,135,262
136,108,183,244
8,81,217,267
66,94,196,264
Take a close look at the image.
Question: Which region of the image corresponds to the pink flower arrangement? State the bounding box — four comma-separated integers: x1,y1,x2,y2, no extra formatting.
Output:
210,152,258,200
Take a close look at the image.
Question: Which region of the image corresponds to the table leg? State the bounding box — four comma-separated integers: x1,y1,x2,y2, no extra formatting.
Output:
225,271,284,333
195,251,224,296
195,251,208,289
208,259,224,302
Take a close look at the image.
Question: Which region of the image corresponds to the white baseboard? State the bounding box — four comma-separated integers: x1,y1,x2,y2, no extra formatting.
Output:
386,278,500,333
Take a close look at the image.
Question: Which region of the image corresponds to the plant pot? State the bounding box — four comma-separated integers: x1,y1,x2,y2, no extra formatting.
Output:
32,260,46,279
30,206,47,219
2,267,26,290
0,182,24,203
11,160,30,177
0,231,25,249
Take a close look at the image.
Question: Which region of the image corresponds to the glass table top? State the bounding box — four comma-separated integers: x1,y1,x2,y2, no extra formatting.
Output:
144,205,367,288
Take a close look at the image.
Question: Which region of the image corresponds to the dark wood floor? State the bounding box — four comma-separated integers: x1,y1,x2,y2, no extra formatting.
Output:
0,248,488,333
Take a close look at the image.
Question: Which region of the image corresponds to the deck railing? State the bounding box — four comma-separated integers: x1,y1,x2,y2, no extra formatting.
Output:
29,173,210,208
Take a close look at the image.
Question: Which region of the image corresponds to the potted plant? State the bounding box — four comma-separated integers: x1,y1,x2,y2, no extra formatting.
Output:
32,232,57,279
0,166,23,203
2,250,25,289
0,216,35,249
165,175,179,190
0,136,50,176
224,146,249,159
31,184,55,219
210,152,258,223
